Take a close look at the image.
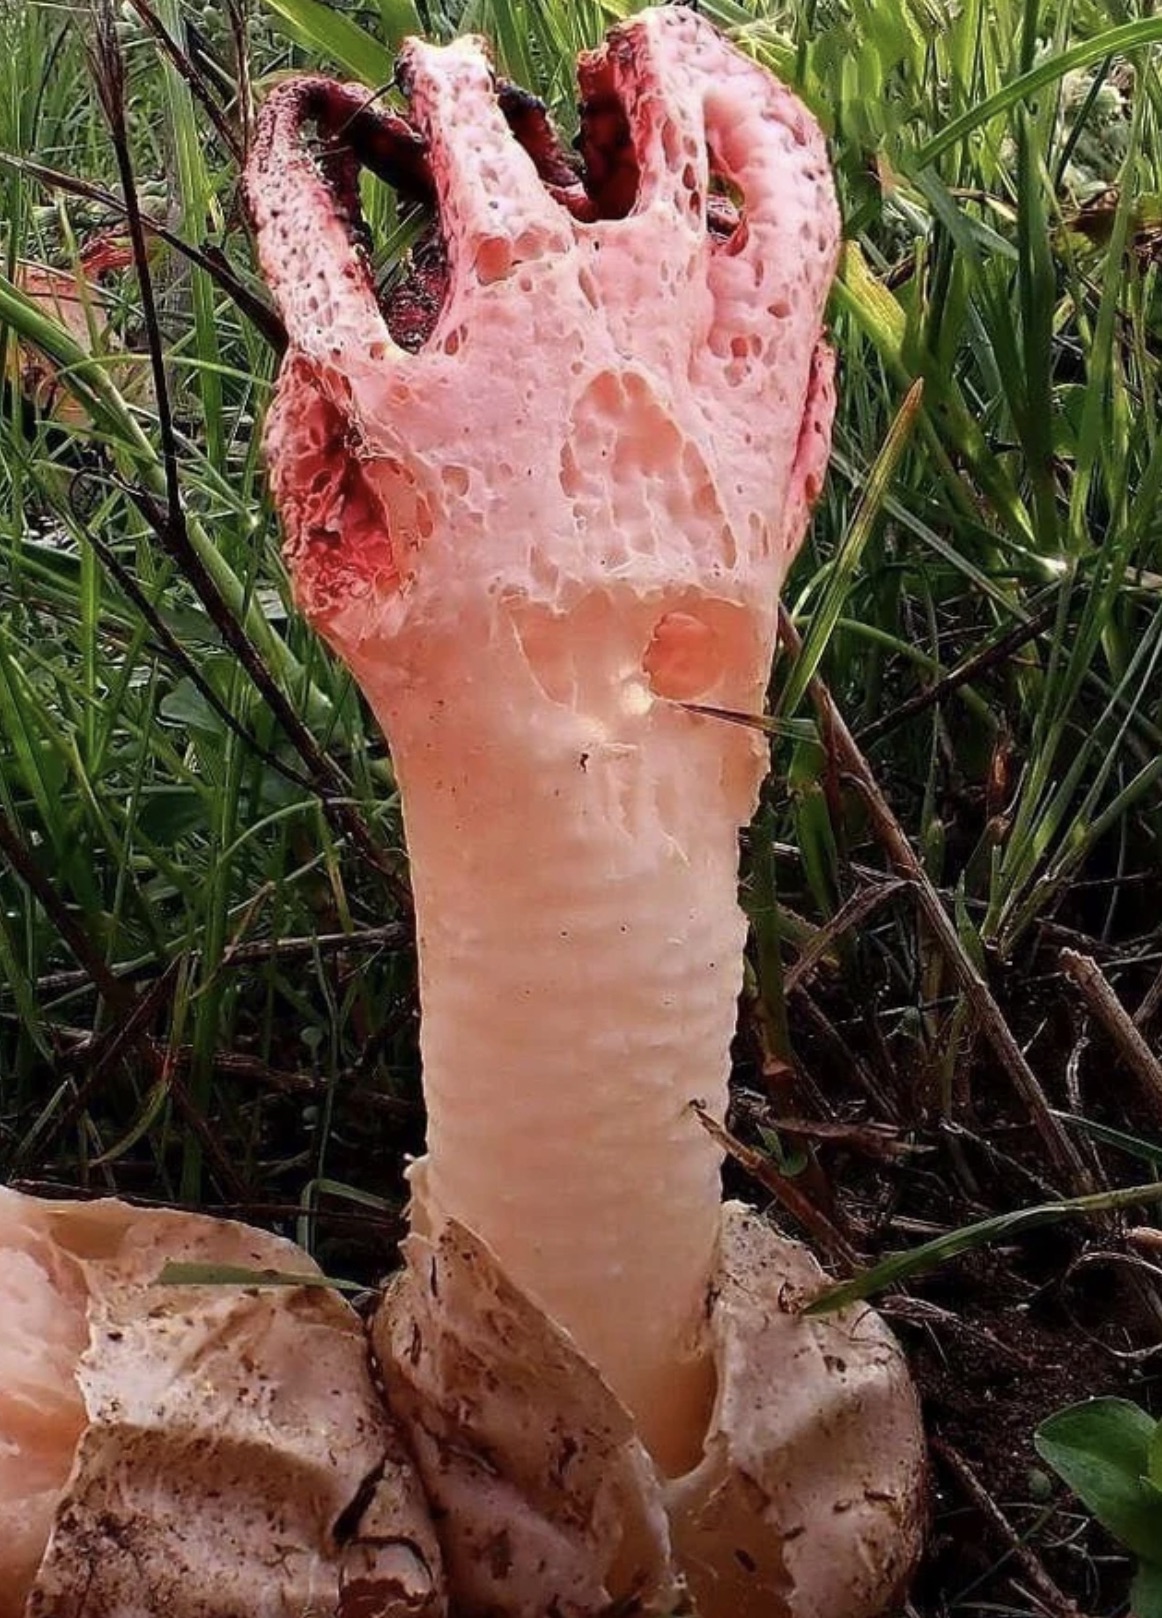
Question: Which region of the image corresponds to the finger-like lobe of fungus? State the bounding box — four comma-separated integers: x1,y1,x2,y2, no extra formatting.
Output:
248,8,925,1615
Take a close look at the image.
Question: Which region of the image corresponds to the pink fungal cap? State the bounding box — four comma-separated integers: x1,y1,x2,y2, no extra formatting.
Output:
247,6,840,669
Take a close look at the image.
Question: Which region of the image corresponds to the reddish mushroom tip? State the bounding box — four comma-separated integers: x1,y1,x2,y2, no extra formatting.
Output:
248,1,843,655
265,357,401,636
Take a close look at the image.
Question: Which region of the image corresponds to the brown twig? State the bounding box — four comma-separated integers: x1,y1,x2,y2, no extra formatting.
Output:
124,0,242,162
0,807,128,1012
226,0,253,160
0,151,285,349
778,604,1096,1197
10,1180,402,1241
88,5,410,911
12,923,412,1001
11,962,180,1170
76,508,316,793
52,1030,420,1120
931,1434,1091,1618
939,1119,1082,1205
691,1101,862,1268
17,975,253,1203
1060,947,1162,1129
1134,957,1162,1033
880,1294,1037,1369
856,600,1057,747
794,986,903,1120
159,1050,255,1205
734,1104,920,1163
783,874,907,995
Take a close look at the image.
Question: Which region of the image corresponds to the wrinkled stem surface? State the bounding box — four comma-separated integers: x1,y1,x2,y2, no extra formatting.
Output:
369,610,766,1475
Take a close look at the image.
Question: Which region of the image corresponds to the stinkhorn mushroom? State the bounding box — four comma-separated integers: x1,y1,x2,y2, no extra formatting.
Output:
12,238,136,425
0,1187,442,1617
248,8,925,1614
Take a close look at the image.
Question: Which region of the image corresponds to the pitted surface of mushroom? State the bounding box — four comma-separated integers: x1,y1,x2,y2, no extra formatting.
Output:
0,1187,442,1618
249,7,925,1614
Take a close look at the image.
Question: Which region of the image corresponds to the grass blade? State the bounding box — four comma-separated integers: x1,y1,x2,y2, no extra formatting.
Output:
258,0,398,82
808,1180,1162,1314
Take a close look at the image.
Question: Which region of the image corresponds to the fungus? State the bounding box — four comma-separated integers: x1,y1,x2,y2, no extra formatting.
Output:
11,237,135,424
248,8,925,1614
0,1187,442,1617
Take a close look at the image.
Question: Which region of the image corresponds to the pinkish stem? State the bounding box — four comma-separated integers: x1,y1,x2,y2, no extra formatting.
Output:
379,596,769,1471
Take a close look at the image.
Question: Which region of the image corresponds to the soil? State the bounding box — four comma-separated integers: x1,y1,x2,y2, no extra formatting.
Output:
909,1267,1155,1616
740,950,1162,1618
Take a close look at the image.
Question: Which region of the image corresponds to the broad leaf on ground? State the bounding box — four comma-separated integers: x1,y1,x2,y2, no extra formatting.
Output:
1035,1397,1162,1562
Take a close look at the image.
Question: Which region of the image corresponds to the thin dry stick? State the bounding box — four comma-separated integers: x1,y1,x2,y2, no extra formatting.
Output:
795,986,902,1120
0,153,285,347
11,964,180,1168
0,808,129,1012
9,1182,401,1239
931,1434,1090,1618
1060,947,1162,1128
1134,957,1162,1032
89,3,411,910
777,605,1097,1197
54,1031,419,1118
79,514,317,794
691,1102,862,1269
18,923,412,1000
783,874,906,996
226,0,253,160
856,599,1057,747
123,0,243,162
159,1051,256,1205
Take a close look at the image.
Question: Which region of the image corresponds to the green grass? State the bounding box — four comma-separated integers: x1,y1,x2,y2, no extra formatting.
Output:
4,0,1162,1607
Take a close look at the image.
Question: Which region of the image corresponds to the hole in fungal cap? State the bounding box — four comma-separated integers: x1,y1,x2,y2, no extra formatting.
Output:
575,54,641,221
573,51,748,248
707,165,746,253
474,234,515,285
381,222,451,353
642,611,722,702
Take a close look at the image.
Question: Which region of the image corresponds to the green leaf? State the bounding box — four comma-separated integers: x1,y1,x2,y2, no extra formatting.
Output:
694,0,753,26
159,677,225,738
377,0,424,46
93,1077,172,1166
1132,1560,1162,1618
1054,1111,1162,1170
1035,1398,1162,1561
258,0,400,84
793,783,839,920
914,19,1162,167
137,786,210,844
1149,1420,1162,1491
807,1179,1162,1313
302,1176,395,1211
757,1128,808,1178
157,1261,363,1294
953,877,986,972
779,379,924,718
